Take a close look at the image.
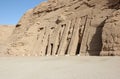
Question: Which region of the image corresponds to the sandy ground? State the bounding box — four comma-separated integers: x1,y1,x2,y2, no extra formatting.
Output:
0,56,120,79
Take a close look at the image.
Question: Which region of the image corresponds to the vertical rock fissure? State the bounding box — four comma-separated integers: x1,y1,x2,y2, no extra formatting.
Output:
76,41,81,55
45,45,48,55
76,28,81,55
45,35,50,55
65,20,74,55
50,43,53,55
55,32,62,55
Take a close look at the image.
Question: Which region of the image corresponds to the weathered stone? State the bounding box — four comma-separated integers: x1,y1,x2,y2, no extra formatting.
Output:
0,25,15,56
101,10,120,56
0,0,120,56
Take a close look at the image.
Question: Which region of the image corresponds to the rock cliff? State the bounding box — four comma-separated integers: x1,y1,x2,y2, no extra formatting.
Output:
1,0,120,56
0,25,15,43
0,25,15,56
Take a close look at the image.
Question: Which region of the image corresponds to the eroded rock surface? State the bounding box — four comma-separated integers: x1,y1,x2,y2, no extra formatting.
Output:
101,10,120,56
0,25,15,56
0,25,15,43
1,0,120,56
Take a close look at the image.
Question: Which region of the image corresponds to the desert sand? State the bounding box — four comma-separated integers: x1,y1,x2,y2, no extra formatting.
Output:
0,56,120,79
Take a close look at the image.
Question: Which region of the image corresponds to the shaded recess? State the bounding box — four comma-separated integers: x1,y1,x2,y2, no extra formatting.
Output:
88,20,106,56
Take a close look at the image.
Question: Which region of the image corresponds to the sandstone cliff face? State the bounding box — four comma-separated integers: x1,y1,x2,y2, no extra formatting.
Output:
101,10,120,56
0,25,15,43
2,0,120,56
0,25,15,56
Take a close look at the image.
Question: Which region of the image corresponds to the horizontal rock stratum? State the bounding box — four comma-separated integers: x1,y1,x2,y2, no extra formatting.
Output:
0,0,120,56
